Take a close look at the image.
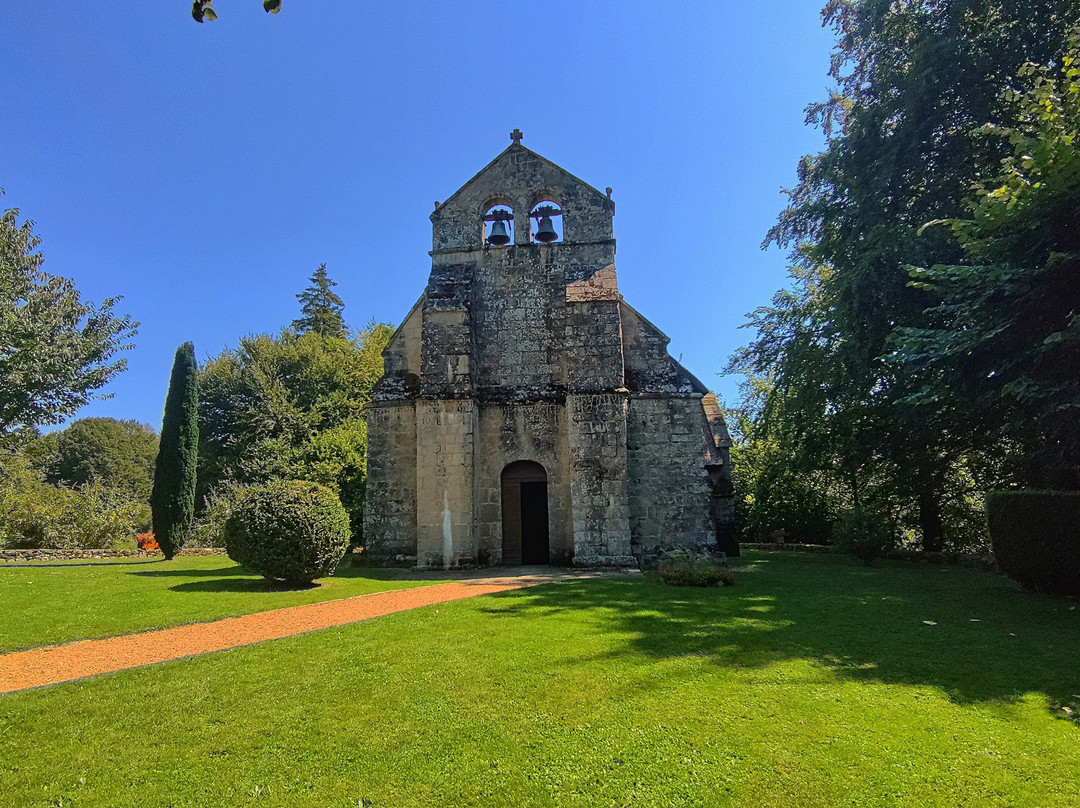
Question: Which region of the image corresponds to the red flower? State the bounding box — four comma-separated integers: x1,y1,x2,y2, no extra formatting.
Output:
137,532,160,550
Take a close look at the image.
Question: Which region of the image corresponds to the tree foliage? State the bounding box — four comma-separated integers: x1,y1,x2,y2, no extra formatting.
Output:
0,450,148,550
35,418,159,501
726,397,845,545
730,1,1077,549
0,193,137,444
293,264,346,338
151,343,200,560
198,324,392,539
191,0,281,23
892,26,1080,488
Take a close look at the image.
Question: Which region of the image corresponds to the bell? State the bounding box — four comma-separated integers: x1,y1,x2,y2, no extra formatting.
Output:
487,219,510,246
534,214,558,243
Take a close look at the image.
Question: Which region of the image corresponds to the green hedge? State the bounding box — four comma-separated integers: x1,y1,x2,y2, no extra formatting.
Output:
986,490,1080,595
224,480,350,585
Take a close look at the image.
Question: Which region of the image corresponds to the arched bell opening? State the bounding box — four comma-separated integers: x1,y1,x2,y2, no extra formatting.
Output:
483,204,514,247
529,200,563,244
501,460,549,565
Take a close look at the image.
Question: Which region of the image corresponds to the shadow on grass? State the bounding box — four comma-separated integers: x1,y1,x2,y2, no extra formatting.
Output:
1,559,166,569
145,559,418,592
130,560,403,579
131,564,251,578
480,552,1080,719
169,577,320,593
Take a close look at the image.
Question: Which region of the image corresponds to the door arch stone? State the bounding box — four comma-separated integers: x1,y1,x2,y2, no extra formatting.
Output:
501,460,549,565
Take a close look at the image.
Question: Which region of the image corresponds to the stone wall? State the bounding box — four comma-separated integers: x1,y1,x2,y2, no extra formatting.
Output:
420,312,472,400
627,397,716,561
363,402,418,565
621,303,704,396
430,144,615,252
565,264,619,302
374,297,423,402
566,393,635,566
470,246,565,399
473,403,572,564
564,299,625,392
415,399,476,569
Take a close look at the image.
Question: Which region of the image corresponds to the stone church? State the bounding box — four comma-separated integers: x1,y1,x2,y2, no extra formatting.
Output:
363,132,734,568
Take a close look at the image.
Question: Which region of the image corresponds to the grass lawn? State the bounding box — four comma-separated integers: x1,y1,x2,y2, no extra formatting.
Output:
0,555,442,652
1,551,1078,807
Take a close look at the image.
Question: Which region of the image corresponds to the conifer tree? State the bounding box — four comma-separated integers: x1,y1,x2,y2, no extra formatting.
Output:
151,342,199,560
292,263,346,337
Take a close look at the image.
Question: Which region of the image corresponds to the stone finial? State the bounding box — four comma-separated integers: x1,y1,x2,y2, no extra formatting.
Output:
510,128,523,144
606,187,613,199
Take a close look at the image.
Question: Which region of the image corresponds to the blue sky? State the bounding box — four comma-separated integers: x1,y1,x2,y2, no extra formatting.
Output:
2,2,836,432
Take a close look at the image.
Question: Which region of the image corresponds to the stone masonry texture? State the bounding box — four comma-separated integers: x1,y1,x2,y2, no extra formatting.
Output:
363,137,734,568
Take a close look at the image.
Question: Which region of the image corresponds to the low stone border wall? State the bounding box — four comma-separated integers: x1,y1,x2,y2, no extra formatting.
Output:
0,547,228,563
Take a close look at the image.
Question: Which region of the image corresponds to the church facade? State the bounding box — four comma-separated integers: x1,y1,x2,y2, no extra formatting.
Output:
363,133,734,568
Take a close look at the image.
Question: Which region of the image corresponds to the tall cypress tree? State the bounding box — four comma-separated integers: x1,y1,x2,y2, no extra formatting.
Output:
292,263,346,337
151,342,199,560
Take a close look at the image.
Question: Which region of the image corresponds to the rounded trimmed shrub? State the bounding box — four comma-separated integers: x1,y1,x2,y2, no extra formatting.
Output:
833,506,899,566
224,480,350,585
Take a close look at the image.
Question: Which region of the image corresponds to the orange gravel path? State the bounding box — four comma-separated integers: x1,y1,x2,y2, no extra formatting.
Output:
0,577,555,695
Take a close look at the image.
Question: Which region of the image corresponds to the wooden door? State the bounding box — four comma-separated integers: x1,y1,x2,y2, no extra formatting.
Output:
501,461,549,565
519,480,549,564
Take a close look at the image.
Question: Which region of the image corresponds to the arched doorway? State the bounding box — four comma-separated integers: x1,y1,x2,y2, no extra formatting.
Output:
501,461,549,565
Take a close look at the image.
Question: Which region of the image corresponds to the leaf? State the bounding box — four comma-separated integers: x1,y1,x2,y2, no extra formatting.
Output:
191,1,215,22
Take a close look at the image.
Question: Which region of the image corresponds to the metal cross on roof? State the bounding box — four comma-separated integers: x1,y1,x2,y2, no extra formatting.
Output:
510,128,523,144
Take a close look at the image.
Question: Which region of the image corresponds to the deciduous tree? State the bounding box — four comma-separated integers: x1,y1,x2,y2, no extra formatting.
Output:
893,28,1080,488
732,0,1076,549
198,323,392,538
0,192,137,444
42,418,158,501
